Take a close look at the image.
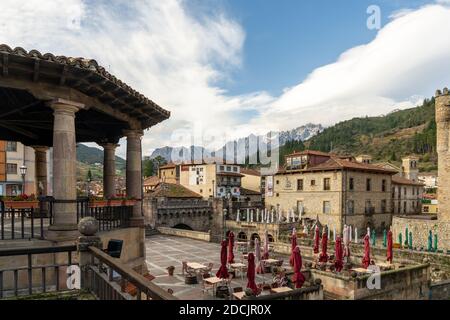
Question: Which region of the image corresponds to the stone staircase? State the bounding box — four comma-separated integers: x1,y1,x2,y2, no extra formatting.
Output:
145,226,159,237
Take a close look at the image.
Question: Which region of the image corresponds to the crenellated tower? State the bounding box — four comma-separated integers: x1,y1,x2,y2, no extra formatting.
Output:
435,87,450,222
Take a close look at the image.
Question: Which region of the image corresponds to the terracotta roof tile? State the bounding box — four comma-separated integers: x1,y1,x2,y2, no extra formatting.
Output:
392,176,425,186
241,168,261,176
150,183,202,199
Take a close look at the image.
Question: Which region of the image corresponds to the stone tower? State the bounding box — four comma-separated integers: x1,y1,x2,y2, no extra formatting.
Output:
436,87,450,222
401,156,419,182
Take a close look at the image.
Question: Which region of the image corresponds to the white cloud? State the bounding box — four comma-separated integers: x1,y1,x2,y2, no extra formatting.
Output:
1,1,450,158
246,3,450,132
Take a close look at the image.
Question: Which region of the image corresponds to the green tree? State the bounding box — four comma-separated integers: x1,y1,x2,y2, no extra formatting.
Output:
143,159,154,177
87,169,93,182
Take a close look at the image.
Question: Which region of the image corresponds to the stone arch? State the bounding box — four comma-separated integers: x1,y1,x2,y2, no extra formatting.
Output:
251,233,260,241
173,223,193,231
267,234,275,242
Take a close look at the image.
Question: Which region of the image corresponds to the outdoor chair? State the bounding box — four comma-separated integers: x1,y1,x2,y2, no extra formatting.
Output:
104,239,123,258
181,261,195,275
202,263,214,278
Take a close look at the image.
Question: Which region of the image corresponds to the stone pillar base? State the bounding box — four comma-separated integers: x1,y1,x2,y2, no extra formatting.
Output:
45,224,80,242
129,217,145,228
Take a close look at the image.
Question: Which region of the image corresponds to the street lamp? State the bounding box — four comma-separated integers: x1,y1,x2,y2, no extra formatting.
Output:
20,165,27,195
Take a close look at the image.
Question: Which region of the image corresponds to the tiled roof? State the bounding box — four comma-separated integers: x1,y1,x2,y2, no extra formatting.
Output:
287,150,331,157
0,44,170,127
241,168,261,176
143,176,160,187
159,163,177,169
240,188,262,196
278,157,398,175
150,183,202,199
392,176,425,186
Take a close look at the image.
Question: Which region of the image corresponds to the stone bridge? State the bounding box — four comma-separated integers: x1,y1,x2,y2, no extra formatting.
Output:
143,198,212,232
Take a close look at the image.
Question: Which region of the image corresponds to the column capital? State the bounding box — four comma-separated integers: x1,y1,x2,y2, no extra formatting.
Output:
49,98,85,114
123,129,144,139
32,145,49,152
99,142,120,150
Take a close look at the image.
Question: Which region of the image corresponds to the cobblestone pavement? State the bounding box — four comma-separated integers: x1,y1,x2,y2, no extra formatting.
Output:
145,235,290,300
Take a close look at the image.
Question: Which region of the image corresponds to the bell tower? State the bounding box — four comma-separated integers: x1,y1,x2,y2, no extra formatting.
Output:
435,87,450,222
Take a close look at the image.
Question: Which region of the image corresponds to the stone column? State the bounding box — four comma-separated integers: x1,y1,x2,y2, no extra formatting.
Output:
33,146,49,196
435,88,450,222
101,143,119,199
46,99,84,241
124,129,144,227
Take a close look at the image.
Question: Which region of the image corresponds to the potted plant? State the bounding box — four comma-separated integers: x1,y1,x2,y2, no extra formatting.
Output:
1,194,39,209
122,196,137,207
167,266,175,276
108,194,126,207
89,196,108,208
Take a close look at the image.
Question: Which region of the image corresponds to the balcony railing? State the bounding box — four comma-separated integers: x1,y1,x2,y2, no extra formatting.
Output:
0,198,132,241
0,245,77,298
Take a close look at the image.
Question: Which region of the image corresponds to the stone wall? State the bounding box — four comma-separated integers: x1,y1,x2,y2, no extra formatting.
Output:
157,227,211,242
309,264,430,300
392,216,450,251
429,279,450,300
143,197,212,232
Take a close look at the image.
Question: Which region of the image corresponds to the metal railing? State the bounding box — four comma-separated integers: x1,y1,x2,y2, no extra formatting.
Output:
86,247,176,300
0,198,133,240
0,201,48,240
0,245,77,298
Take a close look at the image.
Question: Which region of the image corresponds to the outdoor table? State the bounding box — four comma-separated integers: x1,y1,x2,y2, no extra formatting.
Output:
270,286,293,294
261,259,279,265
203,276,224,297
232,291,246,300
187,262,208,281
376,262,393,269
352,267,374,273
230,263,247,282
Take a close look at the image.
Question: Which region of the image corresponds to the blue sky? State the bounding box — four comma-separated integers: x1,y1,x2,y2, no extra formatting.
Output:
1,0,450,155
219,0,433,96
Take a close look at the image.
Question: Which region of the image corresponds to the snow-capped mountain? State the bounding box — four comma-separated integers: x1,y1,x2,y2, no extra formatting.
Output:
148,124,323,162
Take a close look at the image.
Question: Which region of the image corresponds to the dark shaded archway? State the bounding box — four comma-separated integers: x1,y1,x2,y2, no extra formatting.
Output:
173,224,193,231
237,232,247,241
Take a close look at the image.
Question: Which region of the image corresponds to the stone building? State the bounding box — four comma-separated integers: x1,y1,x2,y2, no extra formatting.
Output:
158,163,179,184
241,168,262,193
143,182,211,231
178,162,243,199
0,140,51,196
265,150,397,234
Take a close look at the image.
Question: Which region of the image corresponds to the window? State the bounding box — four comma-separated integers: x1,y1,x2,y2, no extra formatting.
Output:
366,178,371,191
397,201,401,214
423,206,429,213
311,180,316,186
324,178,331,191
323,201,331,214
200,189,203,193
226,166,231,171
6,163,17,174
365,200,373,214
220,165,224,171
276,193,279,197
382,179,386,192
297,179,304,191
404,188,407,196
347,200,354,215
381,200,387,213
403,201,407,214
6,141,17,152
233,167,238,172
349,178,354,191
276,180,280,185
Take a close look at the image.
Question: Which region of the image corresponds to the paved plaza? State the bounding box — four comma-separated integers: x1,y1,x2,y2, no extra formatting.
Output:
145,235,290,300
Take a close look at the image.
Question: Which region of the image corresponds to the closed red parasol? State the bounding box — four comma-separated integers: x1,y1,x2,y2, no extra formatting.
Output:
334,236,344,272
228,231,235,264
247,252,259,295
292,247,305,289
387,230,393,264
313,226,320,254
319,229,328,263
216,240,229,279
362,234,371,269
289,228,297,266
